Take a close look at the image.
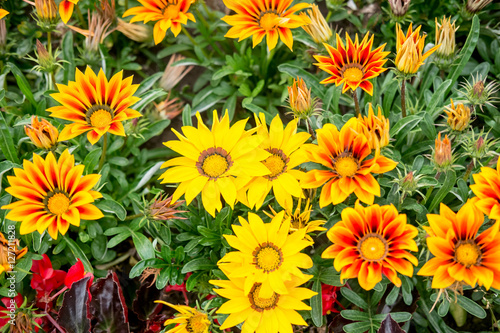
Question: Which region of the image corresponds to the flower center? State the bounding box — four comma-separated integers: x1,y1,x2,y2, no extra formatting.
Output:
333,153,359,178
248,283,280,312
46,192,70,216
186,314,209,333
197,147,233,179
86,104,115,128
262,148,288,180
259,12,279,31
253,242,283,273
454,240,481,267
341,65,364,82
358,233,388,261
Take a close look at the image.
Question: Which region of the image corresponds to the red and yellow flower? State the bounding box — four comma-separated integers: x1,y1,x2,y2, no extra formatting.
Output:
302,118,397,207
470,158,500,220
356,104,390,150
322,202,418,290
59,0,79,24
48,67,142,145
314,32,390,96
418,200,500,290
1,150,103,240
221,0,311,51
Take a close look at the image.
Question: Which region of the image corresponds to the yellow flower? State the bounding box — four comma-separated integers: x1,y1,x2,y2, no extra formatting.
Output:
286,77,321,122
211,267,316,332
265,198,326,242
35,0,57,19
0,232,27,275
433,132,452,171
395,23,440,75
0,9,8,19
59,0,79,24
24,116,59,150
123,0,196,45
444,99,471,132
435,16,458,58
302,4,332,44
159,110,270,217
238,113,310,210
154,301,210,333
356,104,390,150
1,150,103,240
221,0,311,51
218,212,313,297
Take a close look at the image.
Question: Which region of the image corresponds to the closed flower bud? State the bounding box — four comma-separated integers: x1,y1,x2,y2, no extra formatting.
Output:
24,116,59,149
154,93,184,120
387,0,411,17
148,194,186,221
356,104,390,150
435,16,458,59
465,0,493,14
444,99,471,132
302,5,332,44
286,77,320,122
34,0,59,31
159,54,194,92
433,132,452,171
459,74,500,111
116,18,151,42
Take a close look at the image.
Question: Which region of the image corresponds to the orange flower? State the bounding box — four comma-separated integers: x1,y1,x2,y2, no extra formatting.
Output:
221,0,311,51
24,116,59,150
433,132,452,171
418,200,500,290
59,0,79,24
123,0,196,45
1,150,104,240
302,118,397,207
48,67,142,145
0,9,8,19
356,104,390,150
322,202,418,290
314,32,390,96
470,158,500,220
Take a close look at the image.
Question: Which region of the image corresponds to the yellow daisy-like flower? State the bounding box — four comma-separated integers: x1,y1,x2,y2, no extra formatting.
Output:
59,0,79,24
1,150,103,240
159,110,270,217
221,0,311,51
0,232,27,275
123,0,196,45
356,104,390,150
239,113,310,211
218,211,313,298
48,67,142,145
0,9,8,19
470,158,500,220
265,198,326,242
211,267,316,332
154,301,210,333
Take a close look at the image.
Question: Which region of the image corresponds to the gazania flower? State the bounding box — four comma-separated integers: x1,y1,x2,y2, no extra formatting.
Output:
48,67,142,145
239,113,310,210
154,301,210,333
211,268,315,332
221,0,311,51
387,0,411,17
356,104,390,150
314,32,390,96
465,0,493,14
286,77,321,123
435,16,458,59
432,132,452,171
160,54,194,92
218,212,313,297
444,99,471,132
265,198,326,242
418,200,500,290
302,4,332,44
123,0,196,45
470,158,500,220
302,118,397,207
24,116,59,150
1,150,104,240
59,0,79,24
0,232,27,275
322,202,418,290
0,9,8,19
159,110,270,217
395,23,439,75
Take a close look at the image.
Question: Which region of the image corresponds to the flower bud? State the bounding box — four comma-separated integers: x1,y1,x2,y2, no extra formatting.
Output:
24,116,59,149
287,77,320,122
148,194,186,221
459,74,500,111
435,16,458,59
154,93,184,120
34,0,59,31
433,132,452,171
465,0,493,14
356,104,390,150
116,19,151,42
159,54,194,92
302,5,332,44
444,99,471,132
388,0,411,17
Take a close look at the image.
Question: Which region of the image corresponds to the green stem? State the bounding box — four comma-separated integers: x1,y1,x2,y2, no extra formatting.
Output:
181,25,197,45
75,4,86,29
401,79,407,118
124,0,129,11
47,31,52,54
352,89,361,116
125,213,143,221
50,71,56,90
463,160,474,181
98,133,108,171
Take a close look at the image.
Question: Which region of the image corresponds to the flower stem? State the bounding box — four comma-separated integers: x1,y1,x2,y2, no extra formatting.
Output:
124,0,129,10
463,160,475,180
44,312,67,333
47,31,52,54
352,89,361,116
98,133,108,171
306,117,316,141
125,213,143,221
50,71,56,90
401,79,407,118
181,26,197,46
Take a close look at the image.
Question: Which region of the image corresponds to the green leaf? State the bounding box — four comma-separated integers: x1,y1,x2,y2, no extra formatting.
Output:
325,85,341,114
420,112,437,140
83,148,102,174
311,279,323,327
429,80,452,119
182,104,192,126
341,309,371,321
135,72,163,96
319,267,343,286
341,287,368,309
343,321,372,333
456,295,486,319
129,258,165,278
63,235,94,274
62,31,76,82
130,231,155,260
180,258,216,274
0,112,19,163
132,89,167,112
386,286,400,306
96,199,127,221
389,114,422,142
278,63,326,99
428,170,456,212
7,62,38,108
388,312,412,323
242,99,274,119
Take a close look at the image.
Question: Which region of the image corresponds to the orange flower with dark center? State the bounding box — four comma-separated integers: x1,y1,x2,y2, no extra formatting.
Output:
322,202,418,290
48,67,142,145
1,150,104,240
314,32,390,96
418,200,500,290
470,158,500,220
302,118,397,207
221,0,311,51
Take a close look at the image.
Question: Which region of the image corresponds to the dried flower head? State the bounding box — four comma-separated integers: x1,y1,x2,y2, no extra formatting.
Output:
286,77,321,123
148,194,186,221
444,99,471,132
159,54,194,92
465,0,493,14
459,73,500,111
432,132,453,171
435,16,458,63
154,93,184,120
116,18,151,42
139,267,161,287
24,116,59,150
387,0,411,17
302,4,332,44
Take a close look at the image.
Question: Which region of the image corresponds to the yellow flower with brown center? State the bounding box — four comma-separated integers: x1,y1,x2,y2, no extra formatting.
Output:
123,0,196,45
470,158,500,220
418,200,500,290
444,99,471,132
0,9,8,19
154,301,210,333
24,116,59,150
159,110,270,217
356,103,390,150
395,23,440,75
286,77,321,122
0,232,27,275
1,150,104,240
218,212,313,298
322,202,418,290
302,118,397,207
210,267,315,332
59,0,79,24
221,0,311,51
48,67,142,145
433,132,452,171
314,32,390,96
435,16,458,59
302,4,332,44
238,113,310,210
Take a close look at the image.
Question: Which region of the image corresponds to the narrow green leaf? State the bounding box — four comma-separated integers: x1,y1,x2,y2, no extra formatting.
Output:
429,80,452,119
0,112,19,163
96,199,127,221
7,62,38,108
341,287,368,310
181,258,216,274
343,321,372,333
135,72,163,96
131,89,167,112
130,231,155,260
83,148,102,174
64,235,94,274
456,295,486,319
428,171,456,212
311,279,323,327
62,31,75,82
182,104,192,126
341,309,371,321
